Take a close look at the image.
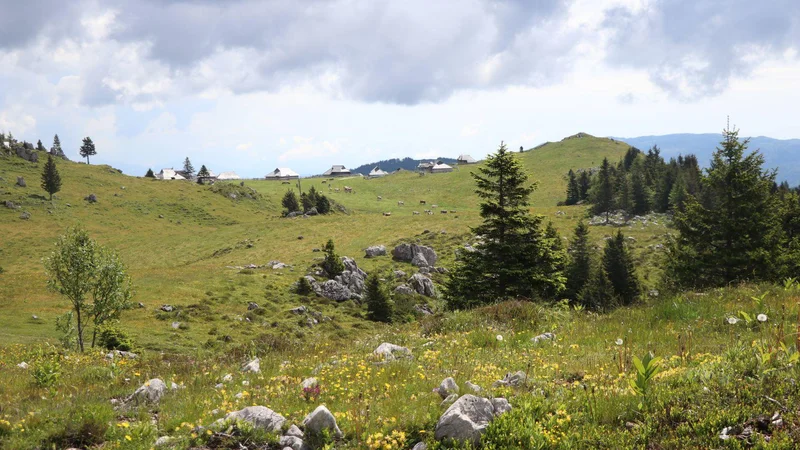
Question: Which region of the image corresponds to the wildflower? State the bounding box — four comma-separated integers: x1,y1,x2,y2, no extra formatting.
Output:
757,314,768,322
727,317,738,325
615,338,623,346
496,334,503,341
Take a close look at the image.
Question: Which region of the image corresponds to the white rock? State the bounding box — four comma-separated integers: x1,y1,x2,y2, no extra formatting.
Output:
491,398,512,416
222,373,233,383
465,381,482,393
130,379,167,404
301,377,318,389
302,405,343,438
374,342,412,361
221,406,286,432
434,395,495,445
492,371,527,388
242,357,260,373
279,435,308,450
154,436,174,447
17,362,29,369
285,424,304,438
433,377,459,399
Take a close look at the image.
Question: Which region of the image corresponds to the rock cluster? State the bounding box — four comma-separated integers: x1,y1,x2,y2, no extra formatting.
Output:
392,243,438,267
434,394,512,445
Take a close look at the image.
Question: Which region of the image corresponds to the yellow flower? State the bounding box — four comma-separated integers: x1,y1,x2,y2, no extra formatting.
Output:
125,435,132,441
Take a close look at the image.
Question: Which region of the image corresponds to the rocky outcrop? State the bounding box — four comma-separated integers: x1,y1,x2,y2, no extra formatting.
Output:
394,285,415,296
408,273,436,297
319,280,353,301
15,146,38,163
334,257,367,296
364,245,387,258
434,395,511,445
393,243,437,267
16,176,26,187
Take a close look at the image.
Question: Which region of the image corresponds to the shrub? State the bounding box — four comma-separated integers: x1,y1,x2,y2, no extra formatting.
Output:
294,276,314,295
32,357,61,388
282,190,300,214
96,325,134,351
322,239,344,278
42,404,112,449
365,274,392,323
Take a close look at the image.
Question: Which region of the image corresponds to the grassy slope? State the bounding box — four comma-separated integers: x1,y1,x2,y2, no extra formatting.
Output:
0,134,645,351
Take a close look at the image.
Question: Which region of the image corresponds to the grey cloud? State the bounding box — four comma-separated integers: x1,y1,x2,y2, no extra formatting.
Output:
1,0,577,105
602,0,800,100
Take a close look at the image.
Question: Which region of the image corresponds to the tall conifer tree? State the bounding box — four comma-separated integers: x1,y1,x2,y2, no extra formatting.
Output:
603,231,640,305
565,221,593,301
79,137,96,164
41,154,62,200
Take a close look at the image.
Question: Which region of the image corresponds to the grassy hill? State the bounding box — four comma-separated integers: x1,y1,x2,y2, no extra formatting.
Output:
11,134,777,449
0,134,641,350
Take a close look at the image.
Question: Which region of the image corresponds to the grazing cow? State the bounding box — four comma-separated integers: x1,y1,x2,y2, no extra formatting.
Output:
419,200,427,205
426,211,434,215
335,188,340,192
441,210,448,214
413,211,420,215
377,196,383,201
282,181,290,185
397,201,404,206
344,186,353,193
431,204,438,208
450,210,457,213
383,212,392,216
321,180,326,184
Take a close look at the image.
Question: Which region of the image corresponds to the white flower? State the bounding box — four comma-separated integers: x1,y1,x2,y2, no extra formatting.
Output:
496,335,503,342
757,314,768,323
615,338,624,346
727,317,738,325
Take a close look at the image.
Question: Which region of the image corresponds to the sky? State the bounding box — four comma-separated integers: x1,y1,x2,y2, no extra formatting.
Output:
0,0,798,177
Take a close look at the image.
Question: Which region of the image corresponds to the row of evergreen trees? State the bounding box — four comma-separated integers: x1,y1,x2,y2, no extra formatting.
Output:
445,127,799,311
564,146,703,217
281,186,332,215
1,132,96,164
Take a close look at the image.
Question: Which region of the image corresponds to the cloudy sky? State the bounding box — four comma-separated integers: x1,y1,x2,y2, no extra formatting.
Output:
1,0,798,177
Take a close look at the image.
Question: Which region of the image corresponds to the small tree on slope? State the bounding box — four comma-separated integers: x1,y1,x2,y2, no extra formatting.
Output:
365,273,392,322
41,154,62,200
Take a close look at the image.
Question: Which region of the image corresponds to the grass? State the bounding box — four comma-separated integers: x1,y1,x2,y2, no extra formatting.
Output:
7,133,770,448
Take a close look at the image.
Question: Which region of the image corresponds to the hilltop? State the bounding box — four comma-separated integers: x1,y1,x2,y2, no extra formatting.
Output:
349,157,459,175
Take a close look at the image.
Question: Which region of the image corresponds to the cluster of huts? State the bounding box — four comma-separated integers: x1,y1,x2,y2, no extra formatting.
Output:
155,154,478,182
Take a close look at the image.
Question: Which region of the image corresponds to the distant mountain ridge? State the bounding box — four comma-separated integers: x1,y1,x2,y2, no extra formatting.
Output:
614,133,800,185
350,157,459,175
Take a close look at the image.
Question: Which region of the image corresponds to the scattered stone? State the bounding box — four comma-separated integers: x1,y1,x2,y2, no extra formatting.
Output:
531,332,556,344
393,270,407,279
17,362,29,369
286,424,304,438
492,371,527,388
160,305,174,312
465,381,482,393
85,193,97,203
418,266,431,274
312,248,321,252
4,200,16,209
434,377,459,399
16,176,26,187
279,434,308,450
222,373,233,383
221,406,286,432
412,443,427,450
319,279,353,302
301,377,318,389
154,436,174,447
408,273,436,297
302,405,343,438
411,252,430,267
247,302,260,310
171,321,181,329
649,289,660,298
137,302,145,308
105,350,137,360
365,245,387,258
414,304,433,315
19,211,30,220
290,305,307,314
129,378,167,404
394,284,415,296
242,358,260,373
434,395,508,445
374,342,412,361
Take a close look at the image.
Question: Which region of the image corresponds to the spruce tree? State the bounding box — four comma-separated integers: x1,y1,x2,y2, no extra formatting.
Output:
665,126,781,287
565,221,593,301
79,137,96,164
445,142,564,308
36,140,46,151
578,264,616,310
322,239,344,278
145,168,155,178
565,169,580,205
603,231,640,306
614,172,634,214
316,194,331,214
365,273,392,322
41,154,62,200
578,171,591,201
630,158,651,215
197,165,210,177
668,172,689,212
50,134,63,157
281,190,299,214
183,157,195,177
590,158,615,222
